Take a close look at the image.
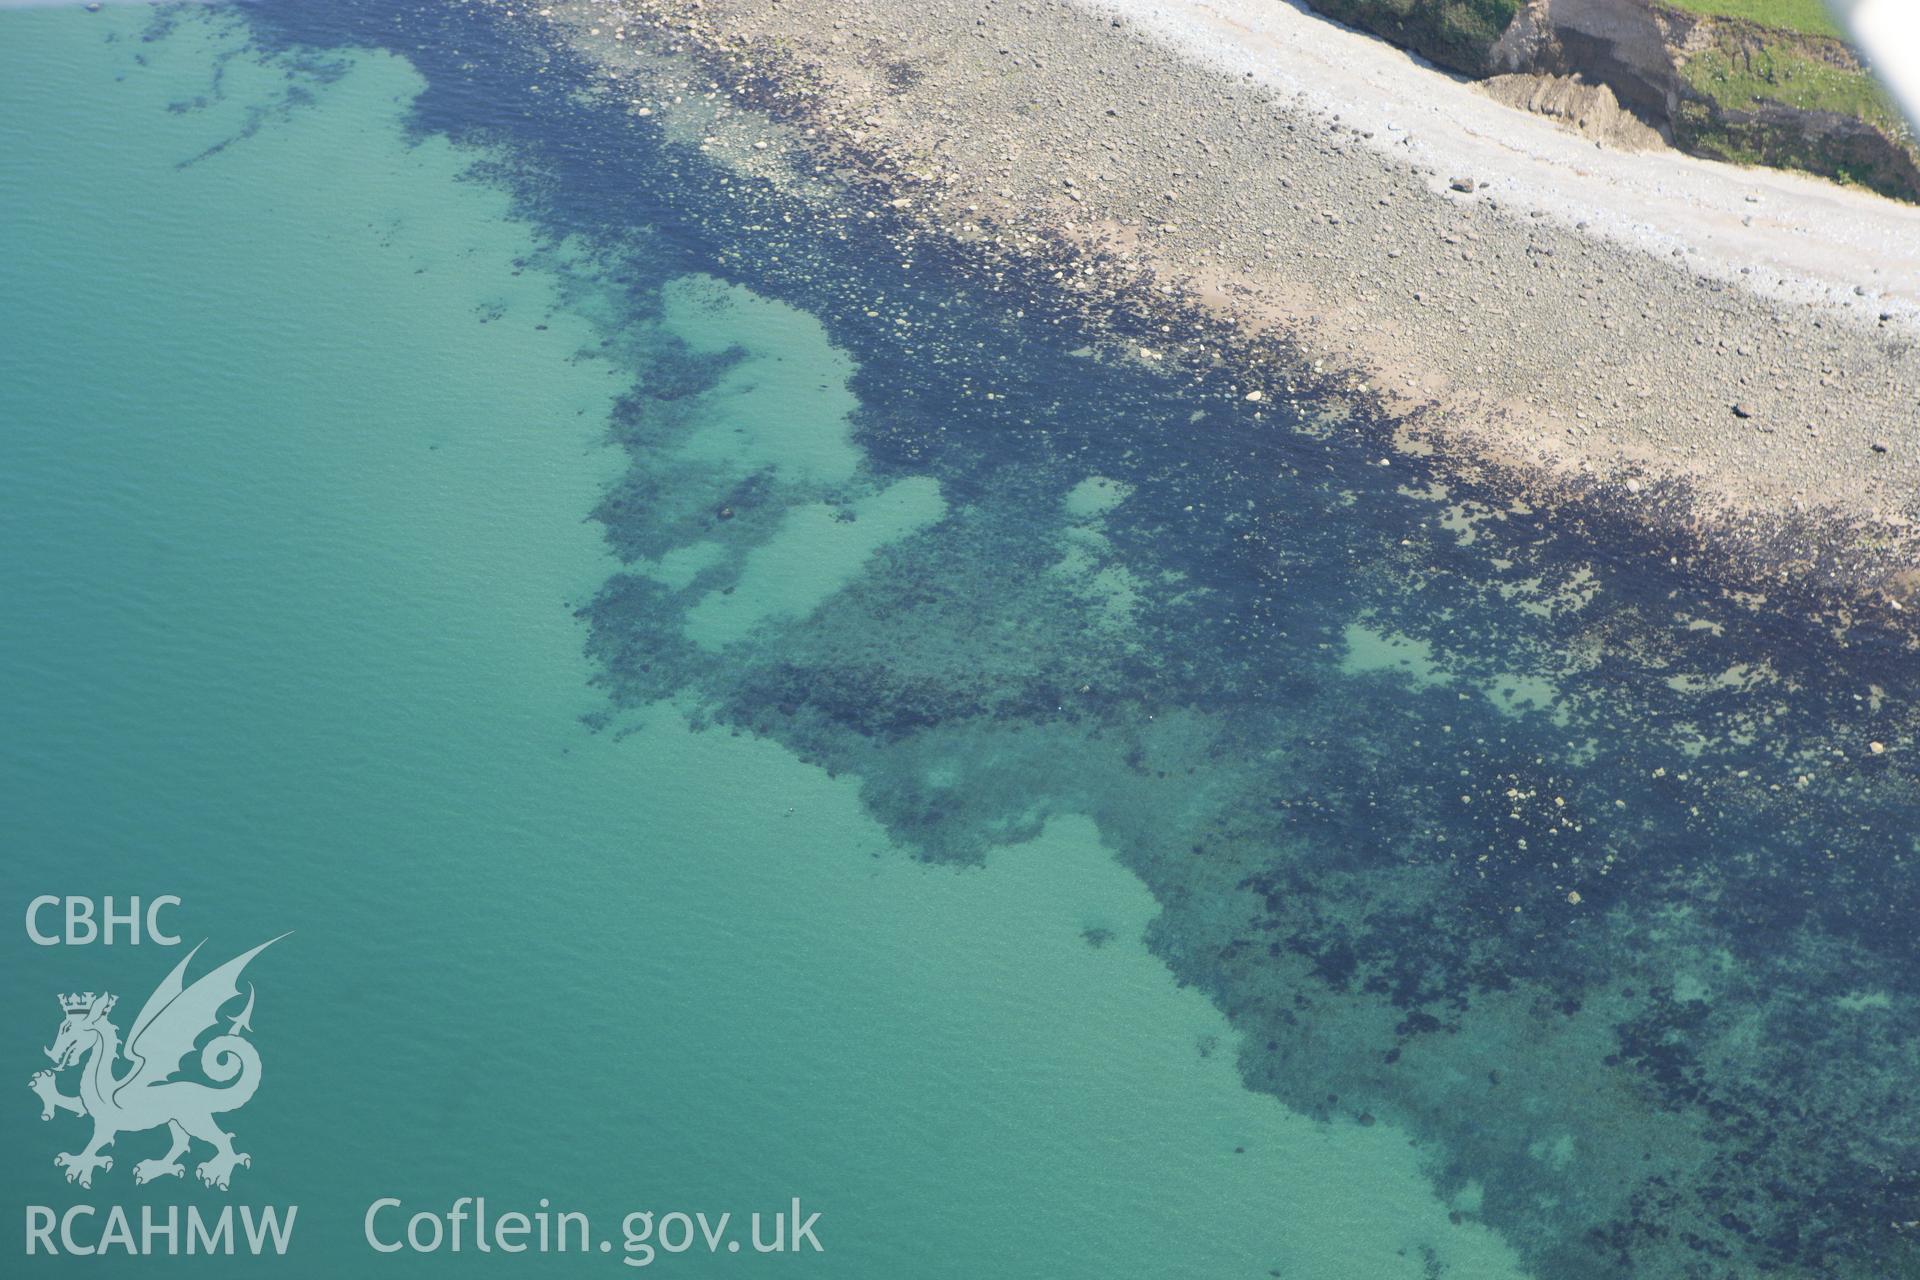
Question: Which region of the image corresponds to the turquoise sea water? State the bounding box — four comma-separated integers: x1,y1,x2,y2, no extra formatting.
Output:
12,2,1920,1277
0,6,1526,1277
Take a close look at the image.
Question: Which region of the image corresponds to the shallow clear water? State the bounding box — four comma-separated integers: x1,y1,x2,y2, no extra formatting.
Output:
0,6,1519,1277
5,3,1920,1278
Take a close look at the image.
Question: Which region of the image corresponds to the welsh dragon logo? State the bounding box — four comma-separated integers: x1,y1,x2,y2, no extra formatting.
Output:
28,936,285,1191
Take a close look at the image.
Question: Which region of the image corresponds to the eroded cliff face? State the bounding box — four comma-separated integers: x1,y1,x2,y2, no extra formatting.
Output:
1464,0,1916,199
1491,0,1677,123
1480,71,1668,149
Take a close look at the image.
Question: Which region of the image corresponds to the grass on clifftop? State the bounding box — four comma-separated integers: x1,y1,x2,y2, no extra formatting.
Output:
1657,0,1844,40
1682,44,1905,138
1309,0,1846,71
1677,42,1917,197
1305,0,1916,199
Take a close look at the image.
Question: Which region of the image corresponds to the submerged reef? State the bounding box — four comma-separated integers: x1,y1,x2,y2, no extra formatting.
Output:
212,1,1920,1275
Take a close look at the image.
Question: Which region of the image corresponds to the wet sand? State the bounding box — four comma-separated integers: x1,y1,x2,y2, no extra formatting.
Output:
525,0,1920,618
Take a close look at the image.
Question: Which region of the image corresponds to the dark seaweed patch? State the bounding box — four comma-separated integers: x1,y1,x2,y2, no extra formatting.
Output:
203,2,1920,1274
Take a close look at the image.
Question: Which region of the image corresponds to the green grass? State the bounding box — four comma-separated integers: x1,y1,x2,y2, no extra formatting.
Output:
1658,0,1843,40
1301,0,1917,199
1681,44,1903,135
1676,41,1918,199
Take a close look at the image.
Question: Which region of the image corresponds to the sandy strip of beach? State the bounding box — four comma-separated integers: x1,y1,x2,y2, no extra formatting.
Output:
538,0,1920,602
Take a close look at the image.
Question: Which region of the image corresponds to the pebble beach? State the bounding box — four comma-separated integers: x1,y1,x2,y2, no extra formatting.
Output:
532,0,1920,618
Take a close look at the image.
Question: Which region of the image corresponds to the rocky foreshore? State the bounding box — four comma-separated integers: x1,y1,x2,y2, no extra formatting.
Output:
516,0,1920,631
